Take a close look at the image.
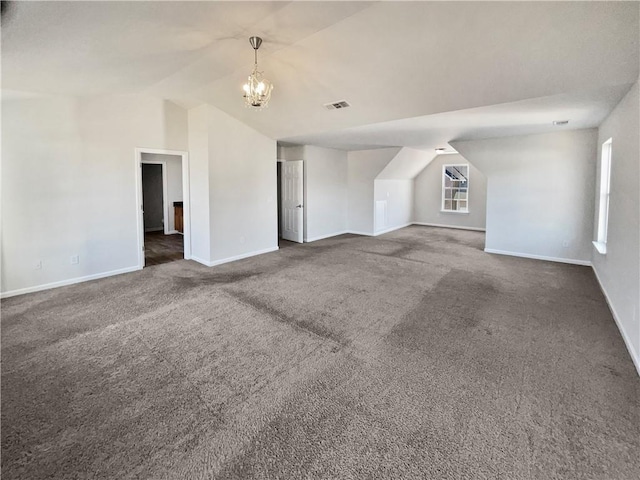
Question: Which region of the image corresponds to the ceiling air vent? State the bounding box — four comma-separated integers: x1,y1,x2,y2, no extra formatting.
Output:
324,100,351,110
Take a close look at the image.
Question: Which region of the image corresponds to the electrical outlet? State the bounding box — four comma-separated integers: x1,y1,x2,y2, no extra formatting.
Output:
70,255,79,265
35,260,42,270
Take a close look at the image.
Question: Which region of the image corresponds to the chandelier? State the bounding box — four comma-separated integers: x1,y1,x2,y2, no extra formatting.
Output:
242,36,273,109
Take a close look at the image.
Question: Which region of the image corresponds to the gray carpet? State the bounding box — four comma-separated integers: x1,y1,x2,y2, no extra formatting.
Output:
2,226,638,479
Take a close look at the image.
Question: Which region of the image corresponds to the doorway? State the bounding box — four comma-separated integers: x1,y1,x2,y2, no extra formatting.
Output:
278,159,304,245
136,148,191,268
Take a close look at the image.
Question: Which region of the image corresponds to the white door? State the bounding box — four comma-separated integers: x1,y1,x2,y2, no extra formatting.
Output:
282,160,304,243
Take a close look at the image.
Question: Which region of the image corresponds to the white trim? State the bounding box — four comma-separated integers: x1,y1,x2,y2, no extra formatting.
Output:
441,162,470,213
374,223,413,236
135,148,192,267
413,222,486,232
591,266,640,377
191,246,279,268
189,256,213,267
592,241,607,255
346,230,374,237
439,210,470,215
0,266,142,299
167,230,180,235
484,248,592,266
595,138,612,248
305,231,350,242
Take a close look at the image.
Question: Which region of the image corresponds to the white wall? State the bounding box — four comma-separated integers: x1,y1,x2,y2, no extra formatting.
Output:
141,153,183,232
277,145,304,161
1,91,188,296
302,146,348,242
347,148,400,235
453,129,598,264
377,147,435,180
206,105,278,264
592,81,640,373
187,105,212,263
373,180,413,233
414,154,487,230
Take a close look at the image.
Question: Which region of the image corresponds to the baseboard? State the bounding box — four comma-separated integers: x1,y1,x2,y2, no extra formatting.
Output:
412,222,486,232
484,248,592,266
305,231,350,243
346,230,374,237
374,223,413,236
591,266,640,377
167,230,180,235
191,246,279,268
189,255,211,267
0,265,143,299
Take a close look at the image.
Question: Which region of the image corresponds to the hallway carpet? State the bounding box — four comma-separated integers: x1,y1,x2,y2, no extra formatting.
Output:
2,226,638,479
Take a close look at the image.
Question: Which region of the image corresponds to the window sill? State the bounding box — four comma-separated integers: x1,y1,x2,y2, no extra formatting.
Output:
592,241,607,255
440,210,469,215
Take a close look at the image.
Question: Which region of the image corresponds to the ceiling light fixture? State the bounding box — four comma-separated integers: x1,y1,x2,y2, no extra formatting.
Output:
553,120,569,125
242,36,273,109
435,147,459,155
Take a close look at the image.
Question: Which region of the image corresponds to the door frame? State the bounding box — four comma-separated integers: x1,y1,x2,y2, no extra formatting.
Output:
140,159,170,235
135,148,191,268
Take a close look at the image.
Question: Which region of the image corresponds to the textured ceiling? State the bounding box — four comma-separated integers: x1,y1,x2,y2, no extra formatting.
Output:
2,1,639,150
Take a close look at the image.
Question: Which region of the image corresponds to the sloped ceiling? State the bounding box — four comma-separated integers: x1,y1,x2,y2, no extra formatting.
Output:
2,1,639,150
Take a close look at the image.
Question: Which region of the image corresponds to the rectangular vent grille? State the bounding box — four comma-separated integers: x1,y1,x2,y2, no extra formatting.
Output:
324,100,350,110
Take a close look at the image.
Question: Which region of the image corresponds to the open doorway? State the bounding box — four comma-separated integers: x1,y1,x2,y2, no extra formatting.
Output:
135,148,191,268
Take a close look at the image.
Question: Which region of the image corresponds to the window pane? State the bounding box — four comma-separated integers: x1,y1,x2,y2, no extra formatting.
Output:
442,164,470,212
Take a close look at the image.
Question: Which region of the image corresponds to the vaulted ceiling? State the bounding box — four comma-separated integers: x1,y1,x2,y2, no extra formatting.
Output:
3,1,638,150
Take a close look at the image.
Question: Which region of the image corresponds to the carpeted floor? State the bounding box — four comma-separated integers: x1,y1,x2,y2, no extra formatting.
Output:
2,226,638,479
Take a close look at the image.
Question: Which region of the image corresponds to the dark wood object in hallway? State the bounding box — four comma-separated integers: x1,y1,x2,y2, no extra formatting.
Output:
144,231,183,266
174,201,183,233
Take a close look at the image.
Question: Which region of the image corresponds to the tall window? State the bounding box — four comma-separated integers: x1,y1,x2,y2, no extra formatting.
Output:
442,164,469,213
594,138,612,254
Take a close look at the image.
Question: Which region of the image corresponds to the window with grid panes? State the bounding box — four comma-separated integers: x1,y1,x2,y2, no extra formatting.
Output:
442,164,469,213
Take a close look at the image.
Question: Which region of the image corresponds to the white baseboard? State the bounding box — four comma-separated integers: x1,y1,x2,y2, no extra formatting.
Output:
189,255,210,266
191,246,279,268
374,223,413,236
0,266,143,299
305,231,350,243
484,248,592,266
346,230,374,237
167,230,180,235
591,266,640,377
412,222,486,232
